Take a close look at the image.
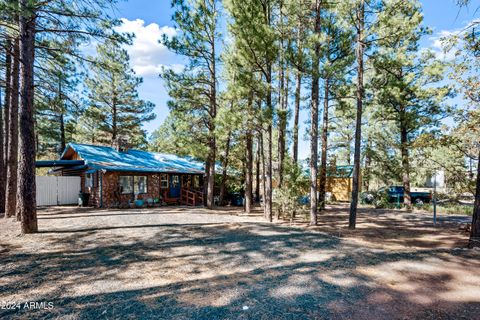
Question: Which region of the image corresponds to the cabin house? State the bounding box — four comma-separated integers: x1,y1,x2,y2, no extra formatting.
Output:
38,143,205,208
325,165,358,202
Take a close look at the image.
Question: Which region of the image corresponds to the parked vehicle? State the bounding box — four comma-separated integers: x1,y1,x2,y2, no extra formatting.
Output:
382,186,432,205
362,186,432,207
227,192,244,206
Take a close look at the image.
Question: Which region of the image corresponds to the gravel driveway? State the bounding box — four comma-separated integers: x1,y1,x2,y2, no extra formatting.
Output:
1,205,479,319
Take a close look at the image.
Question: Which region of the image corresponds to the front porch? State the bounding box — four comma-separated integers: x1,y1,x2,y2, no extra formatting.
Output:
93,171,205,208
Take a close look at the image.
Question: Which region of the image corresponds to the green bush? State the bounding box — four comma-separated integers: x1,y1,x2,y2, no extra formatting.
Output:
273,159,309,220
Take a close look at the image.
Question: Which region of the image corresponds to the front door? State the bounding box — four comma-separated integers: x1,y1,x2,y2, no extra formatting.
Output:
169,175,181,198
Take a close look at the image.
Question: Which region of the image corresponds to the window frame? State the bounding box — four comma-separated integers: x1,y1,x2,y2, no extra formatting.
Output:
134,176,148,194
119,176,134,194
85,173,94,188
160,174,169,189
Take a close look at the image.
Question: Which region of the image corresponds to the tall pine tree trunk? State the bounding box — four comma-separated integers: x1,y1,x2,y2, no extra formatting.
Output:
260,129,266,210
206,121,216,210
293,70,301,163
218,132,231,206
277,40,286,187
203,158,210,206
3,39,12,177
364,140,371,192
206,26,217,210
17,0,38,233
58,78,66,154
6,36,19,219
111,75,117,143
245,93,254,213
265,71,273,222
292,20,302,164
0,85,4,215
469,147,480,248
349,0,365,230
0,39,11,215
255,135,261,202
318,78,329,211
310,0,321,226
400,115,412,209
245,130,253,213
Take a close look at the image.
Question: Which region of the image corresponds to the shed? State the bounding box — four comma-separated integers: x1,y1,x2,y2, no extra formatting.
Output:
325,165,360,202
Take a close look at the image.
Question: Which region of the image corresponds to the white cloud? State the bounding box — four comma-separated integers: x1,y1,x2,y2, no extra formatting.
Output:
427,30,458,61
427,19,480,61
115,18,183,77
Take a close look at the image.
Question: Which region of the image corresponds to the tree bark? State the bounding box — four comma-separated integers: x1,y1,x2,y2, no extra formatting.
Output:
265,71,273,222
0,87,4,215
400,122,412,209
318,78,329,211
58,77,66,154
245,129,253,213
277,35,287,188
293,70,301,164
0,39,12,215
111,74,117,143
310,0,321,226
17,0,38,233
206,131,216,209
349,0,365,230
218,132,231,206
469,147,480,248
292,18,302,164
260,129,266,210
364,140,371,192
203,158,210,207
255,135,261,202
6,36,20,219
206,14,217,210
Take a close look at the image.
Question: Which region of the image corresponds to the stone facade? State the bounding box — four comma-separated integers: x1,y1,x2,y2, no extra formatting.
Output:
80,170,202,208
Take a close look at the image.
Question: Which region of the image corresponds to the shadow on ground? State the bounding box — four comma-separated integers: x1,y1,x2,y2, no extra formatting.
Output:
1,205,479,319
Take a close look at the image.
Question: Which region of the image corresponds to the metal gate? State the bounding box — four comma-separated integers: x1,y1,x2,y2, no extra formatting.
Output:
36,176,81,206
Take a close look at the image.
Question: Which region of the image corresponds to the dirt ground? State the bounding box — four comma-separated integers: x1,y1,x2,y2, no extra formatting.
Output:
0,204,479,319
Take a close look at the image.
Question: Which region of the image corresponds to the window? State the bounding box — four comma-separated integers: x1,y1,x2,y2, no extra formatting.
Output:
134,176,148,194
119,176,133,194
182,175,191,188
171,175,179,187
193,175,200,188
85,173,93,188
160,174,168,189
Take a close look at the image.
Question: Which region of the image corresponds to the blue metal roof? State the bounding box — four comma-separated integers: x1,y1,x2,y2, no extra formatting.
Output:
61,143,205,174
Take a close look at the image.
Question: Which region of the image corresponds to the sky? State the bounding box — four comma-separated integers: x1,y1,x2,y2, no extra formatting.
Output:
110,0,480,160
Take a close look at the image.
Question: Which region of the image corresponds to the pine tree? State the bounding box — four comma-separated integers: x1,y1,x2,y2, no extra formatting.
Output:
224,0,277,221
371,0,451,209
443,11,480,246
162,0,220,209
309,0,322,226
84,39,155,148
36,50,83,156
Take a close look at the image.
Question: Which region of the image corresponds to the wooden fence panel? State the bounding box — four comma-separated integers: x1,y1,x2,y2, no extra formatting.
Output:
36,176,81,206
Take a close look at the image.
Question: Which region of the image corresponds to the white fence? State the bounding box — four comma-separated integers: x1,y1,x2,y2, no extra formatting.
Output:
36,176,81,206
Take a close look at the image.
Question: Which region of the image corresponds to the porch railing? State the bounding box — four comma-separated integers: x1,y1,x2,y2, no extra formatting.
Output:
181,188,204,206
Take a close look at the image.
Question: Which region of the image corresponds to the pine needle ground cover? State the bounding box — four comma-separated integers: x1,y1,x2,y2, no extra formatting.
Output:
1,205,479,319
